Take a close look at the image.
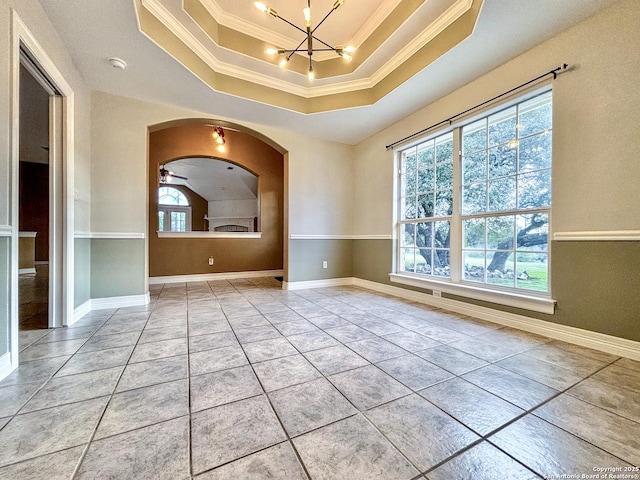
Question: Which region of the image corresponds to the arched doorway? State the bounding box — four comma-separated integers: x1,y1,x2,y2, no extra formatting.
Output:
147,121,286,281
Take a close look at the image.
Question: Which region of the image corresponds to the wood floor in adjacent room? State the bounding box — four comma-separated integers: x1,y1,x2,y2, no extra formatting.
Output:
0,277,638,479
18,264,48,331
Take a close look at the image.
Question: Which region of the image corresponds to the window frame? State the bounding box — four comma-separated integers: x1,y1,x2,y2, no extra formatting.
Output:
392,87,556,314
158,186,192,232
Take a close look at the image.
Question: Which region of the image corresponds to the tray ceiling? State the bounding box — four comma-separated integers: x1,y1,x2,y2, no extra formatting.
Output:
136,0,482,112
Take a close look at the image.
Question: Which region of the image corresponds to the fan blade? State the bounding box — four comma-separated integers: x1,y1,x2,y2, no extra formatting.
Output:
160,167,188,181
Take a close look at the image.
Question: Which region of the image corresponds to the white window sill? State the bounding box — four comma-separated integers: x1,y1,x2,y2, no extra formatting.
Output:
389,273,556,315
157,231,262,239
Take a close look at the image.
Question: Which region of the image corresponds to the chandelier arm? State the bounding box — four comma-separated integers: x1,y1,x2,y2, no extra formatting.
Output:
310,35,336,51
275,15,309,37
289,37,307,56
311,8,338,35
264,1,351,75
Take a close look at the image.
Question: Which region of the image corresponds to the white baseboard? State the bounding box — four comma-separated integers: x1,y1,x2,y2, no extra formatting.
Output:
351,278,640,361
0,352,14,383
149,270,284,285
285,276,640,360
71,293,150,323
71,299,92,325
283,277,355,290
91,292,151,311
18,268,36,274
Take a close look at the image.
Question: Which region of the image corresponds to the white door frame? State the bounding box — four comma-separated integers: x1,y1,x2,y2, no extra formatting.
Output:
9,10,75,370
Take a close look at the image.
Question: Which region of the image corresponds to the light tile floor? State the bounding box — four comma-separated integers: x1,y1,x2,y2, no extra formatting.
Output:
0,278,638,479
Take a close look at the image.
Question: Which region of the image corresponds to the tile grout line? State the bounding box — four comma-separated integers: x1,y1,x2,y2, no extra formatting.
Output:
5,280,635,477
211,282,316,480
0,312,123,467
245,287,437,478
186,282,205,479
287,285,636,477
69,287,162,479
5,311,120,421
421,356,624,478
314,288,534,478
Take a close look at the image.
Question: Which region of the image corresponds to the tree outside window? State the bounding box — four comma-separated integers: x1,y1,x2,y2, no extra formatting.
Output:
398,90,552,293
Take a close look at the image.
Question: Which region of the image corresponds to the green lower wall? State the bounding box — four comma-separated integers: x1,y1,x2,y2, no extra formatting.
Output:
352,239,640,342
550,241,640,341
288,239,353,282
90,239,146,299
353,239,395,285
0,237,9,357
74,238,91,307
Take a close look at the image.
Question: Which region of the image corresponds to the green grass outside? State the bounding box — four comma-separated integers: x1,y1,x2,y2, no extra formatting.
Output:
402,254,548,292
465,258,548,292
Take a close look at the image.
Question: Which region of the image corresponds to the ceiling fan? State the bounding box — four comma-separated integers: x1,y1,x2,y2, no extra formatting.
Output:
159,165,188,184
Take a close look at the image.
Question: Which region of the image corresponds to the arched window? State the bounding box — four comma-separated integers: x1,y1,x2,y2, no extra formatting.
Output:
159,187,189,206
158,186,191,232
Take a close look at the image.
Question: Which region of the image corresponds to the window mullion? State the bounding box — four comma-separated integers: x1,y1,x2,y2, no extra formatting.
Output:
450,127,462,283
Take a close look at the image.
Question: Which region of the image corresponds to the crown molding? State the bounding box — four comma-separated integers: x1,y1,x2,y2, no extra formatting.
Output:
199,0,404,62
142,0,312,97
142,0,474,98
137,0,481,112
199,0,296,52
369,0,473,85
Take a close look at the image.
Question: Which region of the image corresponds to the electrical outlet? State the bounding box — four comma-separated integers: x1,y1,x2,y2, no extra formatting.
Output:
432,290,442,297
322,261,328,269
208,256,214,265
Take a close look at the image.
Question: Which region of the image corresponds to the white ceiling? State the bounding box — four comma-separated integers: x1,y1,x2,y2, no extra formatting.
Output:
38,0,618,145
164,157,258,202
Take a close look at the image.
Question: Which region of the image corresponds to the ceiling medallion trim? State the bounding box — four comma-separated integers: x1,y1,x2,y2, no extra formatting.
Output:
136,0,482,112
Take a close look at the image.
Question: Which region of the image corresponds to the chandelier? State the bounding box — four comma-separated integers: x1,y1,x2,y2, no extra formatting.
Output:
254,1,356,80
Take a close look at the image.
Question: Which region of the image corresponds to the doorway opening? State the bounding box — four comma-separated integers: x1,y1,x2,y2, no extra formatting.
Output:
4,12,75,380
18,57,54,330
147,121,286,280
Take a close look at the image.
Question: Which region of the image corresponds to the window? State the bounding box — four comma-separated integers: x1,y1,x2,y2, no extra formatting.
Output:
397,91,552,297
159,187,189,206
400,132,453,277
158,186,192,232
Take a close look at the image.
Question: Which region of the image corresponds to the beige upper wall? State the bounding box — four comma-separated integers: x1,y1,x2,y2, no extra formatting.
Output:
354,0,640,235
73,84,92,232
90,91,354,236
0,0,91,231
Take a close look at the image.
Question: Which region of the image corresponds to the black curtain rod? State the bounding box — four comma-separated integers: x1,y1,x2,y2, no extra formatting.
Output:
385,63,570,151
